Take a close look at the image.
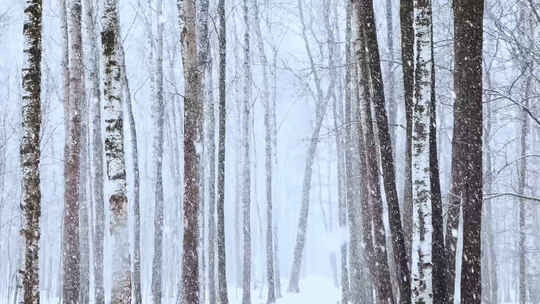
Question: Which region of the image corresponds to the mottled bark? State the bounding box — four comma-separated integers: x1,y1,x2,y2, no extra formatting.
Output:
178,0,203,301
452,1,484,303
20,0,42,302
101,0,132,302
217,0,229,301
64,0,84,301
386,0,396,146
410,0,432,302
400,0,414,257
357,1,411,302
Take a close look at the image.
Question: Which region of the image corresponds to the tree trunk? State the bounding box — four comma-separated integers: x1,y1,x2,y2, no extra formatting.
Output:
429,7,446,302
352,9,394,301
410,0,432,302
152,0,165,302
20,0,42,302
253,0,275,301
178,0,203,301
216,0,229,301
242,0,252,301
101,1,132,301
400,0,414,258
452,1,484,303
288,0,332,292
64,0,84,301
386,0,396,147
84,0,105,301
357,1,411,302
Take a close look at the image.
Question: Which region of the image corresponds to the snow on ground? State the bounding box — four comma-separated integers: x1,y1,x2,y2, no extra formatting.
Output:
230,276,339,304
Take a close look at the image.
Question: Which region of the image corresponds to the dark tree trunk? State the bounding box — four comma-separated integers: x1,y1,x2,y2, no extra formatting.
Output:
429,8,446,303
216,0,229,302
64,0,84,301
452,1,484,303
357,0,411,302
399,0,414,258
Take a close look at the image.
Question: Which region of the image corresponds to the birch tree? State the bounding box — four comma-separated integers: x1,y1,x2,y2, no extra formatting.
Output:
101,0,131,301
63,0,84,301
179,0,203,301
410,0,432,302
20,0,42,302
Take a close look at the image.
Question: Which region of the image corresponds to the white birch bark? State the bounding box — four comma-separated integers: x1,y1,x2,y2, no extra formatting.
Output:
411,0,433,302
101,1,131,302
20,0,42,302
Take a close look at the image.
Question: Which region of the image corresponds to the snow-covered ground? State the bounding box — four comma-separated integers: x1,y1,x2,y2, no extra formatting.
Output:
230,276,339,304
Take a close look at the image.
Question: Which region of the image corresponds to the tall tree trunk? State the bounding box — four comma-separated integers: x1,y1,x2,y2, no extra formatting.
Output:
253,0,275,301
242,0,252,301
20,0,42,302
288,0,332,292
152,0,165,302
83,0,105,301
101,1,132,302
386,0,396,146
357,1,411,302
452,1,484,303
216,0,229,301
410,0,432,302
429,7,446,303
400,0,414,257
352,9,394,301
484,73,497,304
178,0,203,301
64,0,84,301
518,77,531,304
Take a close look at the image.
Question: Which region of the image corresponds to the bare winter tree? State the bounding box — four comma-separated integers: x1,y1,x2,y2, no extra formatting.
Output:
451,1,484,303
101,0,132,301
20,0,42,302
178,0,203,301
216,0,229,302
410,0,433,302
152,0,166,302
252,0,275,301
63,0,84,301
357,1,411,302
83,0,106,301
242,0,252,301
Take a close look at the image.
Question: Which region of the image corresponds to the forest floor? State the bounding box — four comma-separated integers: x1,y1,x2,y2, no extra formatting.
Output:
230,276,339,304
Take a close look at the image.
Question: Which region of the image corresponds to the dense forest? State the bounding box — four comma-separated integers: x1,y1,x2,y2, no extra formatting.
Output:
0,0,539,303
